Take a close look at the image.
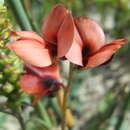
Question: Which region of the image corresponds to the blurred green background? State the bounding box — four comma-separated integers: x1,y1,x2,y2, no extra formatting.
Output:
0,0,130,130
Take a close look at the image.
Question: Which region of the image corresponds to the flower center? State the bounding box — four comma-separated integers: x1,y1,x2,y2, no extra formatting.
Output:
42,77,61,98
82,45,89,65
46,44,57,57
42,77,55,88
82,45,89,57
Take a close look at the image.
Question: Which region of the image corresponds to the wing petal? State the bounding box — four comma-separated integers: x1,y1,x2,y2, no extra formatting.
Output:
7,40,52,67
25,62,61,79
57,12,75,58
11,31,45,44
20,74,44,95
83,39,128,69
65,27,83,66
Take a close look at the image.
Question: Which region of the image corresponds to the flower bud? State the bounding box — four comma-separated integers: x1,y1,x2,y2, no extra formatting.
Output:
66,108,75,128
3,83,14,93
57,89,64,108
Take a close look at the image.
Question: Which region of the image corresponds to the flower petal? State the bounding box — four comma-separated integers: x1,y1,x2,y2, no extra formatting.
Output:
42,4,68,43
84,39,128,69
20,74,45,95
65,27,83,66
57,13,83,65
7,40,52,67
25,62,61,79
57,13,75,57
75,17,105,54
11,31,45,44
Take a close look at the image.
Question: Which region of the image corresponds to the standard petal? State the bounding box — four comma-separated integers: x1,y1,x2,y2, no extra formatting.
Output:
25,62,61,79
75,17,105,54
7,40,52,67
42,4,68,43
65,27,83,66
11,31,45,44
84,38,128,69
20,74,45,95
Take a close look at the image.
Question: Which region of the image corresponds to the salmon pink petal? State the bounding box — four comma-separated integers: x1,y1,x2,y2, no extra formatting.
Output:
65,27,83,66
84,39,128,69
7,40,52,67
20,74,45,95
57,13,75,58
105,39,128,46
75,17,105,54
25,62,61,79
11,31,45,44
42,4,68,43
20,75,47,105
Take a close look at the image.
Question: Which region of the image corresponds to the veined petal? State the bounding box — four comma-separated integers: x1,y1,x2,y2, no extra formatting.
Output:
42,4,68,43
25,62,61,79
11,31,45,44
75,17,105,54
83,38,128,69
7,40,52,67
65,27,83,66
20,74,45,95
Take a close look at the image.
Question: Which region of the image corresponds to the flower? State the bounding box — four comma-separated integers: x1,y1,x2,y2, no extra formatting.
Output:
74,18,128,69
7,4,79,67
20,63,63,105
7,4,128,70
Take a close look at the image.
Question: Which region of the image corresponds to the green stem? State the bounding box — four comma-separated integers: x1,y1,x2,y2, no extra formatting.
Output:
33,118,53,129
61,63,75,130
7,0,32,31
35,101,53,128
50,98,61,118
16,111,26,130
13,107,26,130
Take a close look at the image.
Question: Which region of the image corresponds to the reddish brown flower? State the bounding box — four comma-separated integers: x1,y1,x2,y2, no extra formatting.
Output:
73,17,128,69
7,5,81,67
7,4,128,70
20,63,63,105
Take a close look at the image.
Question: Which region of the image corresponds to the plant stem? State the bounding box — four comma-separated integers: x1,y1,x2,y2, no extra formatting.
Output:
15,108,26,130
61,63,75,130
7,0,32,31
35,101,53,128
